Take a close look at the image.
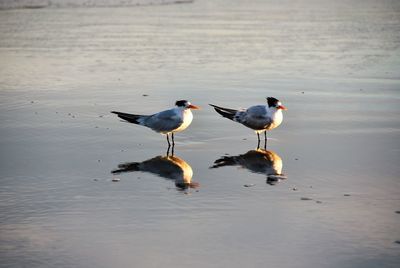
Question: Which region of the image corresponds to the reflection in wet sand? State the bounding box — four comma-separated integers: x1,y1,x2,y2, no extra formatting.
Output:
211,149,287,185
112,155,199,190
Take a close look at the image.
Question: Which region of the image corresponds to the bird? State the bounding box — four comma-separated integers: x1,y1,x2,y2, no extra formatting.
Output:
209,97,287,148
111,100,200,147
210,149,286,185
111,155,199,190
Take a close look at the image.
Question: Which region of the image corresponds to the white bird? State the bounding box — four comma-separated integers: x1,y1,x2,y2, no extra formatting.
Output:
209,97,287,147
111,100,200,146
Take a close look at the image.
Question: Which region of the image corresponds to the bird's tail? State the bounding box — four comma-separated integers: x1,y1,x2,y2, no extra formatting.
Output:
209,104,237,121
111,111,143,124
111,162,140,174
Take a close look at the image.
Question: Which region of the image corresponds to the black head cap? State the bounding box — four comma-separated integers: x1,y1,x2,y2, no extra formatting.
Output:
175,100,188,107
266,97,279,108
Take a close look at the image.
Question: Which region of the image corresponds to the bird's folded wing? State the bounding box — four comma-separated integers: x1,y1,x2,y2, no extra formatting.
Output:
144,110,183,132
246,105,267,116
242,107,272,129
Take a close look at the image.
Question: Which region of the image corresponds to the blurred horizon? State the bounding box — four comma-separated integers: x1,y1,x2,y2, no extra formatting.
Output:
0,0,194,9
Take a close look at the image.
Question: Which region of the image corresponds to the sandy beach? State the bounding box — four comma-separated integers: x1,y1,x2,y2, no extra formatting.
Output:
0,0,400,267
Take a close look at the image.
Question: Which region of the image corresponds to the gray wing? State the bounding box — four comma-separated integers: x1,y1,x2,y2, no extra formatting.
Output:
143,109,183,133
246,105,268,116
236,105,272,130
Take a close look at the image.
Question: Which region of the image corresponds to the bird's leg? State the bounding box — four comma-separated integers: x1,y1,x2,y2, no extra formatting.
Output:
257,132,261,149
264,131,267,149
171,144,175,156
166,133,171,147
171,133,175,155
166,134,172,156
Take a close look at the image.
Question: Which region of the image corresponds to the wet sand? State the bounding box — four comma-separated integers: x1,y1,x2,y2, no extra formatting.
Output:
1,0,400,267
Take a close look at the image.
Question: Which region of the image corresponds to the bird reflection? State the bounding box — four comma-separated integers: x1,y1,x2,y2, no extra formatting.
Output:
211,149,287,185
112,155,199,190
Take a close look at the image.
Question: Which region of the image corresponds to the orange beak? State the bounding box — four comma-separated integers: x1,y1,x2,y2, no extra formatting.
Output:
277,105,287,110
188,104,200,110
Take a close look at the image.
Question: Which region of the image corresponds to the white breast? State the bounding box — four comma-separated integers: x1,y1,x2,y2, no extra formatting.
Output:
266,109,283,130
173,109,193,133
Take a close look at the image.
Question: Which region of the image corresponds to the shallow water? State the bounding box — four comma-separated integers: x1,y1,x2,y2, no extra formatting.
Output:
1,0,400,267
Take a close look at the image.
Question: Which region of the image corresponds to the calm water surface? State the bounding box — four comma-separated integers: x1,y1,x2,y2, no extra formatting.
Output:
1,0,400,267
